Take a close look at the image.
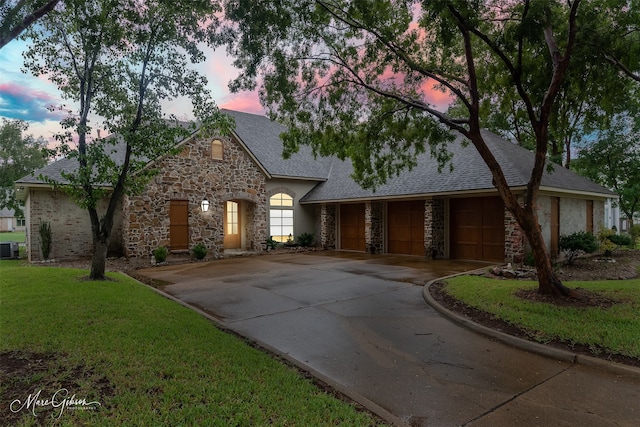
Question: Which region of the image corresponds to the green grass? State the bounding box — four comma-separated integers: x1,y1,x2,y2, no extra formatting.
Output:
443,276,640,359
0,231,25,242
0,263,383,426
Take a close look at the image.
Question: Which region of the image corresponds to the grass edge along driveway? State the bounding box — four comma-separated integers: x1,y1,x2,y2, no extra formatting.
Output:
443,275,640,361
0,261,385,426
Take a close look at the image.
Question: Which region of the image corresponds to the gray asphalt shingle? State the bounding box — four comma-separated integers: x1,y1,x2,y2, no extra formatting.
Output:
300,130,614,202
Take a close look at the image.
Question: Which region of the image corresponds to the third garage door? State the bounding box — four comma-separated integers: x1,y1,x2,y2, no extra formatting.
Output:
388,200,425,256
450,197,504,262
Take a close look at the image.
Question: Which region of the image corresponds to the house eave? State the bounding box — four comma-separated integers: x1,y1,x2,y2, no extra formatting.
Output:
269,175,327,182
299,185,616,205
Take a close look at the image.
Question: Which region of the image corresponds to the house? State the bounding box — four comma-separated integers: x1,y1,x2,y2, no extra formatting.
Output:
15,109,615,263
0,208,25,232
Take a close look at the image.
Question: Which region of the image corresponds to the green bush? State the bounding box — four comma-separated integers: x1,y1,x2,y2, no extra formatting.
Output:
265,236,279,250
39,220,52,260
153,246,168,263
630,224,640,249
192,243,208,260
609,233,632,247
559,231,598,265
598,227,618,256
297,232,315,248
523,251,536,267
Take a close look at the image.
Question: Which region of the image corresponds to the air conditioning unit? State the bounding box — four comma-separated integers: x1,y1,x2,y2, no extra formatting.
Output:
0,241,19,259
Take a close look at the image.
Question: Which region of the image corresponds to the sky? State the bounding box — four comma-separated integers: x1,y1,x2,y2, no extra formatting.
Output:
0,37,453,146
0,37,264,145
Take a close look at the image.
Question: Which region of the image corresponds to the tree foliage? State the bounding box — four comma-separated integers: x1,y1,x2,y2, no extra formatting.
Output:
574,116,640,227
23,0,226,279
448,4,640,168
0,118,49,216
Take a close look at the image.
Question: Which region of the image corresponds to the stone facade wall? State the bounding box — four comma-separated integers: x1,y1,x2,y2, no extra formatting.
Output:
27,189,124,261
365,201,384,254
424,199,445,259
124,135,267,258
317,204,336,249
504,207,525,263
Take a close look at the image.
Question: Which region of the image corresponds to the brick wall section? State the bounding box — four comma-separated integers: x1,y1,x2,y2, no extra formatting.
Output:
365,201,384,254
124,135,267,258
27,189,123,261
504,206,525,263
424,199,445,259
318,204,336,249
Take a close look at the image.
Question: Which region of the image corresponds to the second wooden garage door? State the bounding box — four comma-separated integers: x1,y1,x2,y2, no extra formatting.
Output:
388,201,425,256
450,197,504,262
340,203,366,251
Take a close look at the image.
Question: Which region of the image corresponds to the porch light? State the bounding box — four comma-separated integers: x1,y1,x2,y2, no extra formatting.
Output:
201,198,209,212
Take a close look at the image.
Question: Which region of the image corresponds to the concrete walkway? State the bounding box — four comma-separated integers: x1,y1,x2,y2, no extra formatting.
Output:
137,252,640,426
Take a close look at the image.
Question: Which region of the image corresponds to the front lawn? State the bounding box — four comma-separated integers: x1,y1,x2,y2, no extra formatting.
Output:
0,231,25,243
0,262,383,426
442,275,640,360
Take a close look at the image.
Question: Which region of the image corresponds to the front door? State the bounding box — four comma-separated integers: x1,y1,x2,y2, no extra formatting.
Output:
170,200,189,250
224,201,241,249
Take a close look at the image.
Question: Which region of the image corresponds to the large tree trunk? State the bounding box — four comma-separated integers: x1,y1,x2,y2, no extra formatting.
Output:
515,206,577,296
90,238,109,280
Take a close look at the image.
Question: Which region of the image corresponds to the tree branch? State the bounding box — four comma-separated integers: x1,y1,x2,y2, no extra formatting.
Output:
0,0,61,48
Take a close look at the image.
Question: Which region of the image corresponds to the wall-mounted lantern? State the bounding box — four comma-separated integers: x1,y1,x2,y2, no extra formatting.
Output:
201,198,209,212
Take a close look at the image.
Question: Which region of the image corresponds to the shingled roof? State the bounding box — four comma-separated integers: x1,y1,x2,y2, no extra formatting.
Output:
16,110,614,201
223,109,332,180
300,129,615,202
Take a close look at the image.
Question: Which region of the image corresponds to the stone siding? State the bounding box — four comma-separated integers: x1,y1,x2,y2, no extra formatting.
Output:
27,189,123,261
365,201,384,254
124,135,267,258
424,199,445,259
504,207,525,263
318,204,336,249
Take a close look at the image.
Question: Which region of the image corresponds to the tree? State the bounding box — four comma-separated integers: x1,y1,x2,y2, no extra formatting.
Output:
450,20,639,169
0,118,49,216
23,0,226,279
0,0,61,48
574,116,640,229
221,0,626,296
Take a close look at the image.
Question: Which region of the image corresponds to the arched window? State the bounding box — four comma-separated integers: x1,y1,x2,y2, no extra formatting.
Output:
269,193,294,242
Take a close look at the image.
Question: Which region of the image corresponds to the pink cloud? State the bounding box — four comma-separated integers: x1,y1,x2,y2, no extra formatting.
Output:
220,90,264,115
0,82,65,122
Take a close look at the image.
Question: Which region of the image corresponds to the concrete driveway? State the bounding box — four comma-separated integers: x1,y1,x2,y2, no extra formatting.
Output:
137,252,640,426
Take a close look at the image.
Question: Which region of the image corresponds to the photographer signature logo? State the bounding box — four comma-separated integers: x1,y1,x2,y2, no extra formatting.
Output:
10,388,101,419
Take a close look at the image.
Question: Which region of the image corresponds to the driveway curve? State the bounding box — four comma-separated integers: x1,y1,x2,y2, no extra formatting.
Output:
137,252,640,427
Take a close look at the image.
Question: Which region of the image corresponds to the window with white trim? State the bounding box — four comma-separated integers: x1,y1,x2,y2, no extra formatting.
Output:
269,193,294,242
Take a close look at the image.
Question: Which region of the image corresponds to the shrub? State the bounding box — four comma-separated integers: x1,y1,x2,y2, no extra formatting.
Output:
597,227,618,256
630,224,640,249
559,231,598,265
608,233,632,247
192,243,208,260
297,232,315,248
153,246,168,263
265,236,279,250
39,220,52,260
523,251,536,267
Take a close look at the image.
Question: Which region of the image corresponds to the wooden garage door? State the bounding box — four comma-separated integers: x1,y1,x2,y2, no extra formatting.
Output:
450,197,504,262
340,203,365,251
170,200,189,250
388,201,425,256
